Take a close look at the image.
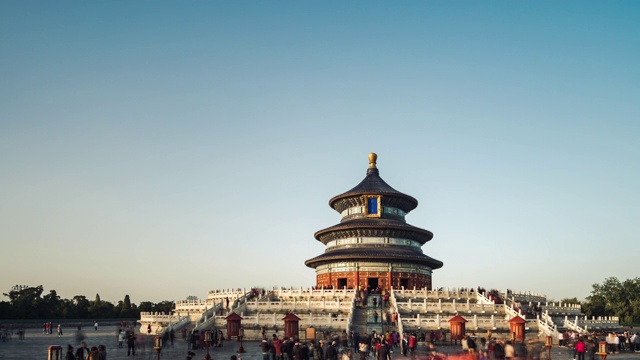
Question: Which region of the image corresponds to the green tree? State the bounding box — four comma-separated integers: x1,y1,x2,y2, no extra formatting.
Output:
584,277,640,324
2,285,44,319
560,297,581,305
120,295,135,318
138,301,154,313
43,290,62,318
154,300,175,314
72,295,90,318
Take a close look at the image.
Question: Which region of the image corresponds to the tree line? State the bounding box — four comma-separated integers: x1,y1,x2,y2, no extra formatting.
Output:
2,277,639,323
0,285,174,320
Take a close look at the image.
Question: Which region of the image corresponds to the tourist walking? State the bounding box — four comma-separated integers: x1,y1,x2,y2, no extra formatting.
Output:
66,345,75,360
75,341,90,360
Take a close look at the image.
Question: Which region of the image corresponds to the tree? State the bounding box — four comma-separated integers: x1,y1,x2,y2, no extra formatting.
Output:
138,301,154,313
584,277,640,324
2,285,44,319
72,295,90,319
43,290,62,318
120,295,136,318
559,297,581,305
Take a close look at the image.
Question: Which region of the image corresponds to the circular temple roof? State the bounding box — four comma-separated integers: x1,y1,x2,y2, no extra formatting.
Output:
314,218,433,244
329,154,418,214
304,246,444,270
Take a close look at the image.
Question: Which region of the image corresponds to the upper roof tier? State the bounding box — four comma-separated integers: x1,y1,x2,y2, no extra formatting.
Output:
329,153,419,214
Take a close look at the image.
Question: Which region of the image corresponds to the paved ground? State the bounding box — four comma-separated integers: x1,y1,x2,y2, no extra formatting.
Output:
1,325,640,360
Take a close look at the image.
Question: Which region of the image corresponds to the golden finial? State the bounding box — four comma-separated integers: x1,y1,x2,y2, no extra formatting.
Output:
368,153,377,168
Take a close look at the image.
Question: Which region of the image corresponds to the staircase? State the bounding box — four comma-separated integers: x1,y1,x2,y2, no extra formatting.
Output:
351,307,368,334
350,294,396,337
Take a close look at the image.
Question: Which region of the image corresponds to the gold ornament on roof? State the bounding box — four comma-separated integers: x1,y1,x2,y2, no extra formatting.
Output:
368,153,377,168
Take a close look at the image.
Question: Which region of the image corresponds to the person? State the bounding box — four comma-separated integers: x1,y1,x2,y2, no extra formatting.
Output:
186,351,196,360
127,331,136,356
147,324,152,335
76,341,90,360
98,344,107,360
377,340,391,360
409,333,417,358
504,341,514,360
359,340,369,360
494,340,505,360
261,339,272,360
94,322,98,331
576,338,586,360
66,345,75,360
58,324,63,336
326,341,338,360
118,330,125,348
373,311,378,323
587,338,596,360
342,348,353,360
468,336,477,354
87,346,100,360
311,340,324,360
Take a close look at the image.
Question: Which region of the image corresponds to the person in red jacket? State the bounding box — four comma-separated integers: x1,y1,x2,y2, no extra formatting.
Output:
576,338,586,360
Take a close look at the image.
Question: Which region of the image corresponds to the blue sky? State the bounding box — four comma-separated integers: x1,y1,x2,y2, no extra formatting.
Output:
1,1,639,304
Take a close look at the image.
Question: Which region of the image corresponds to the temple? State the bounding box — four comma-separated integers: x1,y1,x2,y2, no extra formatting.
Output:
139,153,621,341
305,153,443,290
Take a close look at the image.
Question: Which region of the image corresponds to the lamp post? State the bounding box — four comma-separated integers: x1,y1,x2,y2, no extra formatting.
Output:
237,327,245,353
204,330,213,360
545,335,552,360
154,336,162,360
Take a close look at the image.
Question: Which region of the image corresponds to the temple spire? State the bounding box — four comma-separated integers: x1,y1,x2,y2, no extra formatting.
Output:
368,152,377,168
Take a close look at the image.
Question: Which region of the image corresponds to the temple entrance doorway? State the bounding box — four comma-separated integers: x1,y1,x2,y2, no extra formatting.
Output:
367,278,379,291
400,278,409,289
337,278,347,289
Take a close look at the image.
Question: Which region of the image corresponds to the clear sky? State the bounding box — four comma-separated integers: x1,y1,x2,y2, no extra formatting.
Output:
1,1,639,305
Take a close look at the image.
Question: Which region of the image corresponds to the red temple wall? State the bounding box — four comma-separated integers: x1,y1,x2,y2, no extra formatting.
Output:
316,271,432,290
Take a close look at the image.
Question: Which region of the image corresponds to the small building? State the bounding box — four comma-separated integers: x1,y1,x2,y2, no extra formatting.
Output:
305,153,443,290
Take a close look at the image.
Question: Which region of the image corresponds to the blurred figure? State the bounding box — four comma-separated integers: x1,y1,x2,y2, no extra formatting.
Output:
65,345,75,360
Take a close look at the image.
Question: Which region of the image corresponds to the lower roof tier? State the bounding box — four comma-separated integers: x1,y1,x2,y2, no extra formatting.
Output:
304,246,443,270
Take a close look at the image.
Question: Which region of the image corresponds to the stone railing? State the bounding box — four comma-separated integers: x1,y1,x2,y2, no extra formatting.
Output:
175,299,211,313
476,291,495,305
544,303,582,315
395,287,477,300
401,313,510,331
566,315,620,331
564,316,588,334
140,312,180,324
236,312,349,328
345,294,356,333
507,291,547,304
166,316,191,333
139,312,183,335
207,288,249,299
272,287,356,299
537,312,558,337
193,302,225,330
395,299,498,314
504,302,523,319
245,298,353,313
